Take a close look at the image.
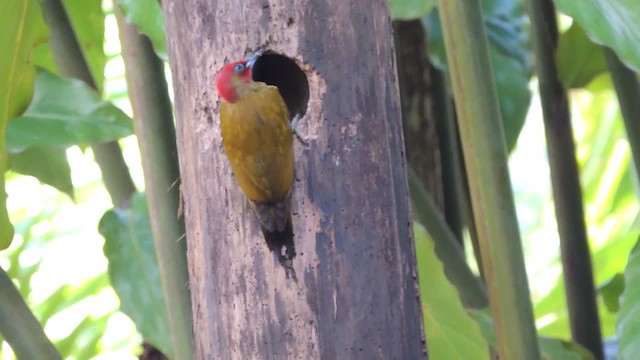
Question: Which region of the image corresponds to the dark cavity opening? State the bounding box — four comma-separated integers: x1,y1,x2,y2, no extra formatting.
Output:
251,51,310,119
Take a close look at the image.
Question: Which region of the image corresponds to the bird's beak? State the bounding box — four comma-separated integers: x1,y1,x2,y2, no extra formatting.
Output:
246,48,264,69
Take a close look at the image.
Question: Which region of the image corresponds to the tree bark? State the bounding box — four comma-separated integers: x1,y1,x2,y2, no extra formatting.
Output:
393,20,444,211
163,0,425,358
393,20,467,243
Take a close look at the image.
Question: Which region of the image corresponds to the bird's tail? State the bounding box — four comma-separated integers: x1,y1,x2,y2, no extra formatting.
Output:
250,192,291,233
250,196,297,280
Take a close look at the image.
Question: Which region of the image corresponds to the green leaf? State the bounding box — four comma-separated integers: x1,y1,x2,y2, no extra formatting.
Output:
598,273,625,313
554,0,640,72
408,167,487,308
539,337,594,360
470,309,594,359
414,223,490,359
617,237,640,360
31,42,57,74
118,0,167,60
557,23,607,89
55,315,108,358
0,0,50,249
535,232,637,339
6,70,133,151
63,0,106,91
29,0,106,88
423,0,532,150
37,277,109,325
98,193,172,356
389,0,436,20
9,146,73,198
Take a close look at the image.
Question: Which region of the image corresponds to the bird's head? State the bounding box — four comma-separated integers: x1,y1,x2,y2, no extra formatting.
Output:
215,50,262,103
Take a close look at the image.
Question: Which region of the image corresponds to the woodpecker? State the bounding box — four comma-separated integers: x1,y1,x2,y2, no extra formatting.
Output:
215,50,301,233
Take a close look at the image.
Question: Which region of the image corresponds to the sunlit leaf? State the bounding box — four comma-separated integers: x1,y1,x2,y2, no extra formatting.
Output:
556,23,607,89
0,0,50,249
72,316,109,360
471,309,593,359
389,0,436,20
554,0,640,72
535,232,637,338
31,43,57,74
55,315,108,358
617,237,640,360
118,0,167,60
35,276,110,325
4,214,50,295
9,146,73,198
99,193,172,356
423,0,532,151
539,337,594,360
414,223,490,359
6,71,133,151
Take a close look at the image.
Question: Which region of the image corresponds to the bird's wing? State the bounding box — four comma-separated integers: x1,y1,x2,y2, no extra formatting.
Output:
220,85,295,204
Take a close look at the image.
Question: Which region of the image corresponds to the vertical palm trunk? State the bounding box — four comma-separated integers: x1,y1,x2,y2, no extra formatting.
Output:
162,0,426,358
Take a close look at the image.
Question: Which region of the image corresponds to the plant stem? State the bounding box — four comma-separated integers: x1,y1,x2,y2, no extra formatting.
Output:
436,0,540,358
604,48,640,182
41,0,136,208
114,4,193,359
525,0,604,357
408,167,488,309
434,73,466,244
91,142,137,208
0,266,61,360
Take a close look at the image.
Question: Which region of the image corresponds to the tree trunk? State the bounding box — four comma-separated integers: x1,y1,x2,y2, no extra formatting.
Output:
393,20,444,211
162,1,426,358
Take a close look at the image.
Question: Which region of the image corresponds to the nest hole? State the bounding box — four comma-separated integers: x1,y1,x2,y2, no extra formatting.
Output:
251,51,310,118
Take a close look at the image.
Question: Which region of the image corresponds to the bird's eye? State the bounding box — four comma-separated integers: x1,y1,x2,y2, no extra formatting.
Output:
234,63,245,73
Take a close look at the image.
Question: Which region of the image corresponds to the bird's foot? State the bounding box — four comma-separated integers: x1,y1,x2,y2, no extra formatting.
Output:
290,114,309,145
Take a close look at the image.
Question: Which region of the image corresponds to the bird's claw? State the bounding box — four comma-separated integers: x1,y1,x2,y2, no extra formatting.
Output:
290,114,309,145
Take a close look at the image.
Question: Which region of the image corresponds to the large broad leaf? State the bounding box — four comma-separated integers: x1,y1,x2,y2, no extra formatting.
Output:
8,146,73,198
6,70,133,151
118,0,167,60
554,0,640,72
470,309,594,359
423,0,532,151
0,0,50,249
31,43,57,74
414,223,490,359
389,0,436,20
63,0,106,91
535,233,636,339
98,192,172,356
617,237,640,360
556,23,607,89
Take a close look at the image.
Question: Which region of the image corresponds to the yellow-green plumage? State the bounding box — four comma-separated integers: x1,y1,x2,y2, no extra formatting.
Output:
220,82,294,232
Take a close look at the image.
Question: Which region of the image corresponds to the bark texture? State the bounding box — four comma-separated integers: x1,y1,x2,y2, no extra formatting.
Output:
163,1,425,358
393,20,443,211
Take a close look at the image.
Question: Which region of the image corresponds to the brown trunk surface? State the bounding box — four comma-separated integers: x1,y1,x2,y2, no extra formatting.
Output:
162,1,426,358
